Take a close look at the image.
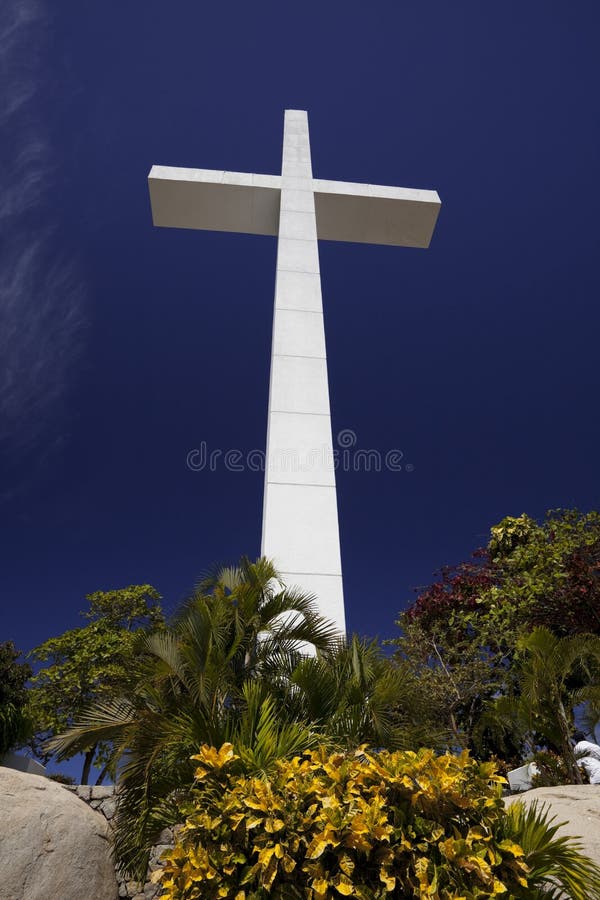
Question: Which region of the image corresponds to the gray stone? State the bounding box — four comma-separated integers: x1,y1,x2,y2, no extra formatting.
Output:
506,785,600,866
0,767,118,899
150,843,172,861
75,784,91,800
126,881,143,895
100,797,117,818
91,785,115,800
157,827,174,844
118,884,128,898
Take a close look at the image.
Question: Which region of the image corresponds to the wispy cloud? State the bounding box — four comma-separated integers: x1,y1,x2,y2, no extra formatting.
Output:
0,1,87,461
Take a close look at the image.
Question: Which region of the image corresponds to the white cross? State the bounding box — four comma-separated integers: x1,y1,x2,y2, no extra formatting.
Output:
148,109,440,635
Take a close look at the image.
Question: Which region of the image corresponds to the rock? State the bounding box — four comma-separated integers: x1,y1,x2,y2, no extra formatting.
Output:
100,797,117,819
91,785,115,800
157,827,174,844
0,766,118,900
506,785,600,866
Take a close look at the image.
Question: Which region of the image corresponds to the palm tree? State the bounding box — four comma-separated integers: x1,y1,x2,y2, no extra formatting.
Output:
48,557,338,877
481,627,600,781
276,635,448,751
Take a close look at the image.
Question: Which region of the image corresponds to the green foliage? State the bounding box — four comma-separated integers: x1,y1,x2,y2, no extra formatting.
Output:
530,751,577,788
48,558,339,876
278,635,448,752
0,703,32,756
83,585,165,629
393,617,509,757
28,584,163,781
156,743,600,900
0,641,32,755
487,510,600,638
480,627,600,783
0,640,32,707
391,509,600,762
47,772,76,785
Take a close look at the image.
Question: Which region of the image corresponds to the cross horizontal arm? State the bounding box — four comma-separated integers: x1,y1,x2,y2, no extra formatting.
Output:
148,165,441,248
148,165,282,236
314,179,440,248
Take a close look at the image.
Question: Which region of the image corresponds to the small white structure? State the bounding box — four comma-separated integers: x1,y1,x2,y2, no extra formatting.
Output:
148,110,441,634
507,761,539,792
1,750,46,776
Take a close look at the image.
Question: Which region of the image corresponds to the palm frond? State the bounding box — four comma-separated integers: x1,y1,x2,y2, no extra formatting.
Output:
46,697,137,759
504,800,600,900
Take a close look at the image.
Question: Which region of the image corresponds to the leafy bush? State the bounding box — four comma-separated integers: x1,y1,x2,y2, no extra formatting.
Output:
0,703,32,756
157,744,600,899
0,641,32,756
156,744,551,899
531,750,585,788
47,772,76,785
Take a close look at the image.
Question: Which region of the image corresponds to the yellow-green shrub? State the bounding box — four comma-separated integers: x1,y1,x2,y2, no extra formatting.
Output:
156,743,534,899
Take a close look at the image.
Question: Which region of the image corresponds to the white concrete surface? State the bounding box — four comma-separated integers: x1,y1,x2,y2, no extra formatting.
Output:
507,762,539,792
148,167,281,236
148,109,441,638
148,153,440,249
261,110,346,633
313,178,440,248
1,751,46,776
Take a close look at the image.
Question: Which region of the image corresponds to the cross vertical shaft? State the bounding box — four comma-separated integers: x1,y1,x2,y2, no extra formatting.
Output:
261,110,346,634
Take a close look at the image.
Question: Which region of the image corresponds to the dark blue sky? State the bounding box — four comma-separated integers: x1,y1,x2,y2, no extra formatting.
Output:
2,0,599,653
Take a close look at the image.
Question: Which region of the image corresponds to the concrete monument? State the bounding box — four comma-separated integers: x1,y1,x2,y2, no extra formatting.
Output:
148,110,440,635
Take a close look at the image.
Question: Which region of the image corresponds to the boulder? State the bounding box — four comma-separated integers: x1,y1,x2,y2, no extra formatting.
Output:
506,784,600,866
0,766,118,900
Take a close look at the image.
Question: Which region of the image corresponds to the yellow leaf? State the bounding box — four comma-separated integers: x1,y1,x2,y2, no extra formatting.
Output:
257,846,276,868
305,835,330,859
262,855,278,891
498,839,525,858
191,742,238,779
379,870,396,890
282,854,296,874
312,875,329,893
333,874,355,895
338,853,355,876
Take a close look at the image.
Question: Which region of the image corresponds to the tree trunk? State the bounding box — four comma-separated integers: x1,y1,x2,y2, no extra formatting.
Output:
80,744,97,785
95,764,109,786
556,699,583,784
